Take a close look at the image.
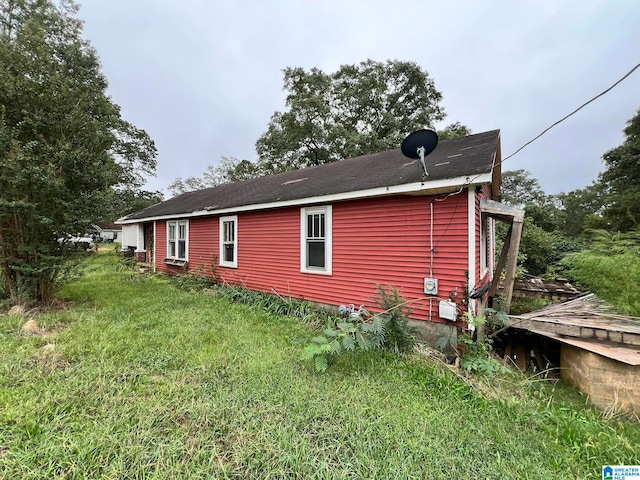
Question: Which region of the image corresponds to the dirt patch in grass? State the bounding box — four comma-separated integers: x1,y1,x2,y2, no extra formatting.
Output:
19,318,70,340
28,343,71,373
2,298,73,316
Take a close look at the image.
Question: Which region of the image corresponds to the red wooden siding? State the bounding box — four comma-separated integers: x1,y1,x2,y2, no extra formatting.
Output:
187,219,218,270
156,221,165,261
155,193,473,323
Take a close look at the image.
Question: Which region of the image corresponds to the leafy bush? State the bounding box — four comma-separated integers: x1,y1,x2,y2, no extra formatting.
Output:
455,312,511,375
301,284,418,371
375,284,416,353
509,297,551,315
458,335,511,375
300,318,386,371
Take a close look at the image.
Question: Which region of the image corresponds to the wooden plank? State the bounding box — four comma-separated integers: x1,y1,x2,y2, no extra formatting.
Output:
530,330,640,365
502,220,523,313
496,277,585,301
508,316,640,347
513,343,527,371
489,225,511,298
480,198,525,222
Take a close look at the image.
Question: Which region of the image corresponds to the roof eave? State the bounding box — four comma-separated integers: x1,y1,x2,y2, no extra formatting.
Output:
116,172,493,224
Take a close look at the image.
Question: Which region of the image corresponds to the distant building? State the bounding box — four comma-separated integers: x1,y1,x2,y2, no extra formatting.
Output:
95,222,122,243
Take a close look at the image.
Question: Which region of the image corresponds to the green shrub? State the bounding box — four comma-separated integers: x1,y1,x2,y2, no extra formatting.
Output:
375,284,416,354
300,318,386,371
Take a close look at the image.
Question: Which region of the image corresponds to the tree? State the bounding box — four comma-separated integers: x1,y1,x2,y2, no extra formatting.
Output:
500,169,551,208
599,107,640,231
499,169,583,275
437,121,472,140
168,156,258,196
98,188,164,221
255,59,467,174
0,0,156,303
555,183,606,237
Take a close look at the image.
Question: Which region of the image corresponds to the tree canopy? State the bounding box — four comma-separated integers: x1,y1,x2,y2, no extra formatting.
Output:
0,0,157,302
499,169,585,276
255,59,465,175
99,188,164,222
169,60,469,196
599,107,640,231
500,169,551,208
168,157,258,196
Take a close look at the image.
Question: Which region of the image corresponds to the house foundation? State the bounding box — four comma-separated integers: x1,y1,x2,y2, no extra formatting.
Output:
560,344,640,415
408,319,458,348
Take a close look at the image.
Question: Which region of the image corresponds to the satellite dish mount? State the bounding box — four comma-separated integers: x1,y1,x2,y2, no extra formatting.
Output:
401,129,439,179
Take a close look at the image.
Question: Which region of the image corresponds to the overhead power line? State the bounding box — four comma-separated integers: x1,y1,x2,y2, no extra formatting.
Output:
501,61,640,164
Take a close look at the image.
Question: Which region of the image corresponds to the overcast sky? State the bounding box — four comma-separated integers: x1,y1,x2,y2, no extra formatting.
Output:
78,1,640,197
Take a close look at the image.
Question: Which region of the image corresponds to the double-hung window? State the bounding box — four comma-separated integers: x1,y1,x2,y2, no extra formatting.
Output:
219,215,238,268
167,220,188,260
301,206,332,274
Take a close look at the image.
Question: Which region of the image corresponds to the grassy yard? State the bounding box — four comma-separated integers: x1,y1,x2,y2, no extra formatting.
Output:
1,252,639,479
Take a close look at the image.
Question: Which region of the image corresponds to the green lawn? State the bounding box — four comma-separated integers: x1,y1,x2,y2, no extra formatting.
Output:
1,252,639,479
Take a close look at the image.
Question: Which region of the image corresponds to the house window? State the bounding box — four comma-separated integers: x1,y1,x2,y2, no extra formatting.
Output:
480,215,493,275
301,206,332,275
167,220,188,260
219,216,238,268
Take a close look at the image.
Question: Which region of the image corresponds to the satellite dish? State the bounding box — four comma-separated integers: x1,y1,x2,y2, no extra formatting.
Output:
401,129,438,177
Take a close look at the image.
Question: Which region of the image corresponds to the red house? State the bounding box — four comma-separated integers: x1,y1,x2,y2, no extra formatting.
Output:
118,130,522,336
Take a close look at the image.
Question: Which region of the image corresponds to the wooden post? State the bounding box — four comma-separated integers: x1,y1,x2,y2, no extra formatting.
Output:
488,225,512,299
502,220,523,313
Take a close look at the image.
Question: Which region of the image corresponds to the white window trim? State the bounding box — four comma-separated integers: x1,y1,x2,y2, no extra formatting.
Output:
219,215,238,268
300,206,332,275
480,213,488,277
488,217,495,275
166,220,188,261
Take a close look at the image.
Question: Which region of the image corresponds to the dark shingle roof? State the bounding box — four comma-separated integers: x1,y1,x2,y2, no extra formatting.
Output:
121,129,499,222
96,222,121,231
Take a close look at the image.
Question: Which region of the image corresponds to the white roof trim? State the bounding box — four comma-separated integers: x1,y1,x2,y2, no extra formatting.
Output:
117,173,493,224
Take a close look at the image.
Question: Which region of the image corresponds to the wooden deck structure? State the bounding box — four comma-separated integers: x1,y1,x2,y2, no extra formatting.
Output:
507,294,640,413
508,294,640,350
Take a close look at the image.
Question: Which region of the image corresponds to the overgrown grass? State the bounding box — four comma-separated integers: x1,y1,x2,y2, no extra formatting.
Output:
1,251,639,479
